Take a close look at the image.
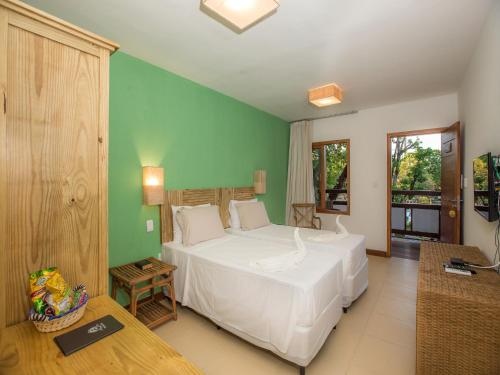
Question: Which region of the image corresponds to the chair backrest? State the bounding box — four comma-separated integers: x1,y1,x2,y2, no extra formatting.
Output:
292,203,321,229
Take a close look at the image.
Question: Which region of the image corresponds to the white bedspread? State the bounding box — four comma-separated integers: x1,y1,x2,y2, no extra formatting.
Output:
251,228,308,272
162,234,343,365
227,224,368,306
228,224,366,274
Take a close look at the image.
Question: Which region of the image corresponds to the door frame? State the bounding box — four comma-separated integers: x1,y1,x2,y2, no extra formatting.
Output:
386,127,447,257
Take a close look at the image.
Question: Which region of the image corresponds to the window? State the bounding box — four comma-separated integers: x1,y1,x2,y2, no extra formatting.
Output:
312,139,350,214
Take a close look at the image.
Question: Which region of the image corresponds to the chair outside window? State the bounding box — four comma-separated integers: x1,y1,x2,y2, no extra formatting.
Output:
292,203,322,229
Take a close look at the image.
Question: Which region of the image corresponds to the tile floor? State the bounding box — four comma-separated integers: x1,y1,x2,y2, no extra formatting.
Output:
154,255,419,375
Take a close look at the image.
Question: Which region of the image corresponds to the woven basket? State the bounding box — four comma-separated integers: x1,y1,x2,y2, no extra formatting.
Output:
30,293,89,333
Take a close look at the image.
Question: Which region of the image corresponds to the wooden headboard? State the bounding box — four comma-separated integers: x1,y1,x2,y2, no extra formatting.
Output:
159,187,255,243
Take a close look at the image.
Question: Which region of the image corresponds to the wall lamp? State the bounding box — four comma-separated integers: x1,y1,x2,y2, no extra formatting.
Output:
254,169,267,195
143,166,164,205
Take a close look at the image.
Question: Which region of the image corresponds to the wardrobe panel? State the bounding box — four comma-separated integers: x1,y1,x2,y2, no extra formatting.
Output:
5,25,101,325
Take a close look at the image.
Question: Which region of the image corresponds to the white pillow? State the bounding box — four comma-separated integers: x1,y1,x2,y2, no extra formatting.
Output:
236,201,271,231
176,206,225,246
172,204,210,243
229,199,257,229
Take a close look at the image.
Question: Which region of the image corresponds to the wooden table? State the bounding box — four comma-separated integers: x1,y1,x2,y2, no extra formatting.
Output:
110,257,177,329
0,295,203,374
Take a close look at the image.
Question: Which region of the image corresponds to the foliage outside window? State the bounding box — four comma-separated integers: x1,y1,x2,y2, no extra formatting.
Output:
312,140,350,215
391,136,441,205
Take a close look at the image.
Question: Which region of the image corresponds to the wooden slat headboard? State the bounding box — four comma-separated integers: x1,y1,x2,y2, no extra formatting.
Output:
159,187,255,243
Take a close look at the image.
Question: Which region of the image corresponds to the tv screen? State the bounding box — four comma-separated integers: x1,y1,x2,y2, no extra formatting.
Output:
473,153,499,222
496,157,500,191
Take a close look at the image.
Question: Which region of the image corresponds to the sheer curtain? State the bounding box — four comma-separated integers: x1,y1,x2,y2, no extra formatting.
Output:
285,120,315,225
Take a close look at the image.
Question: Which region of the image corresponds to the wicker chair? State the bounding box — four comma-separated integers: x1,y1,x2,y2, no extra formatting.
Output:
292,203,321,229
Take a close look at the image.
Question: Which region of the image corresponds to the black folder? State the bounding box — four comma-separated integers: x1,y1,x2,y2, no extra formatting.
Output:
54,315,124,356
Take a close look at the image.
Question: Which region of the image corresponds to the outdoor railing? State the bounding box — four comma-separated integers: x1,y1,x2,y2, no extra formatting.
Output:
324,189,348,211
325,189,348,207
391,190,441,239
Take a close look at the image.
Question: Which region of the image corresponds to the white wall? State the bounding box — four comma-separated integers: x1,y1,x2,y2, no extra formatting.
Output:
459,2,500,262
313,94,459,252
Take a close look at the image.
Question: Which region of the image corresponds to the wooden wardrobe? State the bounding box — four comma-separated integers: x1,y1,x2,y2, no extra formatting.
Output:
0,0,118,327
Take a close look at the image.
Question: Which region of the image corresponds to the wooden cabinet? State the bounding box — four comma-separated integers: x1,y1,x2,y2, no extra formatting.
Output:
0,0,118,327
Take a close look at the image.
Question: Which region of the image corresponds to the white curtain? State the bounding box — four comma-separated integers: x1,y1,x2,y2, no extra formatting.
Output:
285,120,315,225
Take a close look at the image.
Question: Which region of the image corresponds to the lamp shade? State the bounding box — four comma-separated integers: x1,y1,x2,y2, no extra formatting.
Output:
308,83,343,107
201,0,279,31
254,170,266,194
143,166,164,205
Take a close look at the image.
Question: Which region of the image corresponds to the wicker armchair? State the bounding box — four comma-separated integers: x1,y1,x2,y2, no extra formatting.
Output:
292,203,321,229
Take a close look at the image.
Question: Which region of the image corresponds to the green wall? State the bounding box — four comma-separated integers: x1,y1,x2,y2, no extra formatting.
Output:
108,52,290,272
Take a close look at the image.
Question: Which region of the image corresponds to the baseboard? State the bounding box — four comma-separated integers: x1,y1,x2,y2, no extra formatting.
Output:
366,249,387,257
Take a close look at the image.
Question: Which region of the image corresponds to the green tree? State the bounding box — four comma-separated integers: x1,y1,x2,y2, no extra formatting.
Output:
391,137,420,187
399,147,441,191
392,137,441,204
312,148,321,204
325,143,347,189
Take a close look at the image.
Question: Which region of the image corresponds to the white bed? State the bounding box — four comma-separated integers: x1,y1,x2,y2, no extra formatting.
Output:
227,224,368,309
162,234,344,367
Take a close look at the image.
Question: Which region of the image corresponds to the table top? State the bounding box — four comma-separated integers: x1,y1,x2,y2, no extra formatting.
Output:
0,295,203,375
110,257,176,285
419,241,500,303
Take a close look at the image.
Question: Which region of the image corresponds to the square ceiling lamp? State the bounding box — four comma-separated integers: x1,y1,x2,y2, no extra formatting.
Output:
201,0,279,31
308,84,343,107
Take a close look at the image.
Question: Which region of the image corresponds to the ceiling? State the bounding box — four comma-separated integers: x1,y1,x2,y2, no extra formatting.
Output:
24,0,492,121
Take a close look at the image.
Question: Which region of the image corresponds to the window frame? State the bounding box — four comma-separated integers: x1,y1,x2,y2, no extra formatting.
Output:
312,139,351,215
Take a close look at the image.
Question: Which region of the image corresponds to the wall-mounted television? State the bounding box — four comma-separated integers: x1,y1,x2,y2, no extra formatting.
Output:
473,152,500,222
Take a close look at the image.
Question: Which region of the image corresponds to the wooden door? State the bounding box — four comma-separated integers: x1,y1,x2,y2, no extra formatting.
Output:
440,122,462,244
0,12,106,326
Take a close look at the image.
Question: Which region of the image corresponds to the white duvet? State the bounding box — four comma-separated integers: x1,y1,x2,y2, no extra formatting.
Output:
250,228,308,272
227,224,368,307
162,234,343,366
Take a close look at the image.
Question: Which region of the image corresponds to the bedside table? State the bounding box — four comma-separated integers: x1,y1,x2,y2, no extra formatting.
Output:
110,257,177,329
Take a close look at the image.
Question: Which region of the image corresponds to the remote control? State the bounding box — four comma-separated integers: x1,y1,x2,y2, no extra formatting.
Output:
444,265,471,276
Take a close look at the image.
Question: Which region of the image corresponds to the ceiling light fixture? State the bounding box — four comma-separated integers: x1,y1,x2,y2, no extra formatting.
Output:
201,0,279,32
225,0,255,12
308,83,344,107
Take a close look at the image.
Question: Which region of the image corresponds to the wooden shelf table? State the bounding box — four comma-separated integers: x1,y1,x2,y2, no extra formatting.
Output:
110,257,177,329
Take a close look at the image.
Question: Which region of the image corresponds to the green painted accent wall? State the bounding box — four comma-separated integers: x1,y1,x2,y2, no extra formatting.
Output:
108,52,290,275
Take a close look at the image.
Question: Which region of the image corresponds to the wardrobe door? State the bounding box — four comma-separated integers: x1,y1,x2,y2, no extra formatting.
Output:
2,18,102,326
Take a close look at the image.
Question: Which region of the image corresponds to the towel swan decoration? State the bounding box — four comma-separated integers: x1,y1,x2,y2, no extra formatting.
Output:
308,215,349,242
250,216,349,271
250,228,308,272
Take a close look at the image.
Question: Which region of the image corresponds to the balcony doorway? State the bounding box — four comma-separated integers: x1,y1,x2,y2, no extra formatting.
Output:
387,128,446,260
